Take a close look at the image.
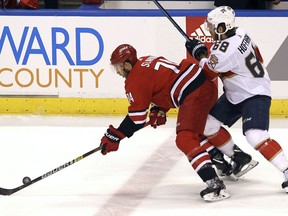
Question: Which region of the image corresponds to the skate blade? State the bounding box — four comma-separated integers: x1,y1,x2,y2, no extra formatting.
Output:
234,160,259,178
202,189,230,202
227,173,239,181
216,169,239,181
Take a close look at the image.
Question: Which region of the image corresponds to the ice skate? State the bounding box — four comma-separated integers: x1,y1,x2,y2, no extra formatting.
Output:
209,148,233,177
200,177,230,202
231,145,259,178
282,168,288,193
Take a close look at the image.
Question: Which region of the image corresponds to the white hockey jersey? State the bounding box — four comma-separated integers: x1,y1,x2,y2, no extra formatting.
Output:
199,27,271,104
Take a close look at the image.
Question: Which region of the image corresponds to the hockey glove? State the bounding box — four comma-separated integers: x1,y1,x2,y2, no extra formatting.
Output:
19,0,38,9
100,125,126,155
185,38,208,61
149,106,168,129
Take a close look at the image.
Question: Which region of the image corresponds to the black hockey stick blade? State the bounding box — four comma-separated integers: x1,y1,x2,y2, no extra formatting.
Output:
0,146,102,196
152,0,190,42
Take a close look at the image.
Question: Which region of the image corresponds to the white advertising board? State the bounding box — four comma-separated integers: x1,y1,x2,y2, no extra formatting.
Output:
0,15,287,99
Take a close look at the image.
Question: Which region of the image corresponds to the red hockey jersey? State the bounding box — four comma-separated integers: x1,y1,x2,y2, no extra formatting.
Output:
124,55,206,126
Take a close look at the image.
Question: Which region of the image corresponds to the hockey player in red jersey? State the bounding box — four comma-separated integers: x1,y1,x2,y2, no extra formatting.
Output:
186,6,288,193
99,44,230,201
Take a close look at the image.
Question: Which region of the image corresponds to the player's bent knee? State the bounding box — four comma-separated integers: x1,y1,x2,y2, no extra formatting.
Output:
176,130,201,157
203,114,222,136
245,129,270,148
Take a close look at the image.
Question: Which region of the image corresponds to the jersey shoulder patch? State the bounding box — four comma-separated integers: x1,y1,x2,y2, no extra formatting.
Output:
207,54,219,70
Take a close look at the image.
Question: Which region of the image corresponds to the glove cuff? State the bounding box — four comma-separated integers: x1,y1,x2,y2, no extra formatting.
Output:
193,45,208,61
150,104,169,113
108,125,126,140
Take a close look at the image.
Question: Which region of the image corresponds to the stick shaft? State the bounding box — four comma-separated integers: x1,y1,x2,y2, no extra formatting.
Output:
0,121,151,195
152,0,190,41
0,146,102,195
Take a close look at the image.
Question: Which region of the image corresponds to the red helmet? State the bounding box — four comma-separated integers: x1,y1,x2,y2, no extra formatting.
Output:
110,44,138,65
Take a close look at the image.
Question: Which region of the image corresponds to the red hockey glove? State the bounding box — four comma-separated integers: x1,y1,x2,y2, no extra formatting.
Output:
100,125,126,155
19,0,38,9
149,106,168,129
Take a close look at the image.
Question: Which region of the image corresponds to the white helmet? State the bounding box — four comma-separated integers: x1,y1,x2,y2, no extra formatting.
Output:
206,6,235,35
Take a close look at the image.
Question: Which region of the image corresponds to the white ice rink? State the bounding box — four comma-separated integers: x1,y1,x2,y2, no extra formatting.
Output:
0,115,288,216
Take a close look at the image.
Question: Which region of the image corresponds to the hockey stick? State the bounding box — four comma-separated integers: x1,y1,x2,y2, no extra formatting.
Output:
152,0,190,42
0,121,152,196
0,146,102,196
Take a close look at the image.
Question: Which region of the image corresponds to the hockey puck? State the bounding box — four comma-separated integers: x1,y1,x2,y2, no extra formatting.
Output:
22,176,31,184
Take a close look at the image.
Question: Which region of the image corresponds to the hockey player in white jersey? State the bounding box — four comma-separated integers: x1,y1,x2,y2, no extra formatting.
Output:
186,6,288,194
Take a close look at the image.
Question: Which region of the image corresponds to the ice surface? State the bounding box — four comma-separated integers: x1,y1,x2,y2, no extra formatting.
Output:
0,115,288,216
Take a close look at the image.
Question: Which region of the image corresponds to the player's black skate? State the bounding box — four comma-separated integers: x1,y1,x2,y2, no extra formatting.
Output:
209,148,233,177
281,168,288,193
231,145,259,178
200,177,230,202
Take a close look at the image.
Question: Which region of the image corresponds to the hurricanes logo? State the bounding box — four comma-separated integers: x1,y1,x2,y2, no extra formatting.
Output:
189,23,214,44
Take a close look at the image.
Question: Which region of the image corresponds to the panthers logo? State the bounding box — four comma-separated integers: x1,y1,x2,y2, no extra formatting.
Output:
207,54,218,69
